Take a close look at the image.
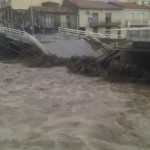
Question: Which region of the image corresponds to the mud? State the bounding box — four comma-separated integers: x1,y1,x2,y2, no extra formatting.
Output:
0,36,150,149
0,48,150,84
0,63,150,150
1,32,150,83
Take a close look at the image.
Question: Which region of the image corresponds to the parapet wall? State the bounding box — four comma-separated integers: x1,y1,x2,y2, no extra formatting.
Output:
127,28,150,43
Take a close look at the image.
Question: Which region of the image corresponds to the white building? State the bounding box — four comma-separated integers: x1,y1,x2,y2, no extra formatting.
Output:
0,0,63,26
64,0,150,33
110,2,150,27
0,0,63,9
64,0,123,33
114,0,150,5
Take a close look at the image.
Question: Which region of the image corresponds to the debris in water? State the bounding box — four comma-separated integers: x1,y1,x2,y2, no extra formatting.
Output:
0,39,150,84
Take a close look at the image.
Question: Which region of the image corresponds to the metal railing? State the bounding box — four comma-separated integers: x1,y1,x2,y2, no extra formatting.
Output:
92,43,117,57
0,26,46,52
58,27,127,39
126,27,150,42
89,20,121,27
126,20,150,25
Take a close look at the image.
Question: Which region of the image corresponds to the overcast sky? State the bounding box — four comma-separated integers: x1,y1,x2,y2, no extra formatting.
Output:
88,0,116,1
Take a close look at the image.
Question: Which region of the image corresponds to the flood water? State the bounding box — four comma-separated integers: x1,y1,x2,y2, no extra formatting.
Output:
0,62,150,150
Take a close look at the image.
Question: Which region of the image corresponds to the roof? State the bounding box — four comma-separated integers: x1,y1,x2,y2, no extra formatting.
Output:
68,0,122,10
33,6,73,13
109,2,150,9
42,1,59,7
14,9,26,14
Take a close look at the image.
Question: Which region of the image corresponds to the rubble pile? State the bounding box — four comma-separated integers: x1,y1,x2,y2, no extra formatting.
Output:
25,54,68,67
107,61,150,83
0,41,150,83
67,56,102,76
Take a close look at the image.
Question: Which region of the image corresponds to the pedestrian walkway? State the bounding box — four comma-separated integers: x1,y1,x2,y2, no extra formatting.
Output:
0,26,47,54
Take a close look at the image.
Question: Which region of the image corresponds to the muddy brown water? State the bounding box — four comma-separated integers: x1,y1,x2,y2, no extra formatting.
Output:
0,62,150,150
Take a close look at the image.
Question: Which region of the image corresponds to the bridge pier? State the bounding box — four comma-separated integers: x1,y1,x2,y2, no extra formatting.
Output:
120,51,150,68
132,42,150,49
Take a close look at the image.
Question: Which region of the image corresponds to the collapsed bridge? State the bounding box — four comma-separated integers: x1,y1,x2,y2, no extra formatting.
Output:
0,26,150,61
58,27,150,50
0,26,150,82
0,27,48,56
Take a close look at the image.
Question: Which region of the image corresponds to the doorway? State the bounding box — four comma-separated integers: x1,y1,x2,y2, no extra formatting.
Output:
92,13,98,23
105,13,111,23
93,27,98,33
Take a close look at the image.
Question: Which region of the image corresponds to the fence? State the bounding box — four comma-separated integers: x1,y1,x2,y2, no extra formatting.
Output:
0,26,46,53
126,27,150,42
58,27,127,39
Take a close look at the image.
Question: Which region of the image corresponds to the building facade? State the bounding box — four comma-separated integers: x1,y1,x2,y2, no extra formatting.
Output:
0,0,63,9
63,0,123,33
0,0,149,33
0,0,63,27
63,0,150,34
114,0,150,5
110,2,150,28
24,4,77,33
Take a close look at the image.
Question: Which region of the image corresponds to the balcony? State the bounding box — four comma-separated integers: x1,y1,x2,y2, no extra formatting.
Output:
89,20,121,28
1,0,11,8
127,20,150,27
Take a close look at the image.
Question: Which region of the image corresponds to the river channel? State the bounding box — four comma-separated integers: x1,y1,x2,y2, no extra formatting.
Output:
0,62,150,150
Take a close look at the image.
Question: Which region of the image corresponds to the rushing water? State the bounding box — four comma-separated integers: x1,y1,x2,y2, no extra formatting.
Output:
0,62,150,150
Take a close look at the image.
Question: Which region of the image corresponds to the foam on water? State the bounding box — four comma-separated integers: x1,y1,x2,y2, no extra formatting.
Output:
0,63,150,150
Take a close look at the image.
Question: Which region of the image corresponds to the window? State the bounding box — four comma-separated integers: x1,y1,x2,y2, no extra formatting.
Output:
105,13,111,23
139,13,144,23
128,13,133,22
92,13,98,23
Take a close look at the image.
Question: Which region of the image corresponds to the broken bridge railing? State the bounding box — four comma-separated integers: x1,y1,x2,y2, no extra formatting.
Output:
58,27,127,39
0,26,46,53
126,27,150,42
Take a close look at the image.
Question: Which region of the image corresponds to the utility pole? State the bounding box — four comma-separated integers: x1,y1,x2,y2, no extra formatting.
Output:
31,0,34,34
31,0,33,23
42,0,45,34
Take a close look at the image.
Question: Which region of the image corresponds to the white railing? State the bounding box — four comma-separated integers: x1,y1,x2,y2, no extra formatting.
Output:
0,26,28,35
128,27,150,30
126,27,150,42
59,27,150,41
0,26,46,53
92,42,117,57
58,27,127,39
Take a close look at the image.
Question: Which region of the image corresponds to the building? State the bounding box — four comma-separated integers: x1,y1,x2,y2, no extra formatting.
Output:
63,0,150,34
0,0,63,9
110,2,150,27
63,0,123,33
113,0,150,5
0,0,63,27
24,2,77,33
0,0,149,33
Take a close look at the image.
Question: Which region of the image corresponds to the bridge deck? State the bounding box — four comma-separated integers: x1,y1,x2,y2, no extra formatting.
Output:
127,28,150,42
0,27,47,54
58,27,150,51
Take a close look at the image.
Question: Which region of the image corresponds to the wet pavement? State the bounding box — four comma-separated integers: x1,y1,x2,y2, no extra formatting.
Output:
36,34,93,57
